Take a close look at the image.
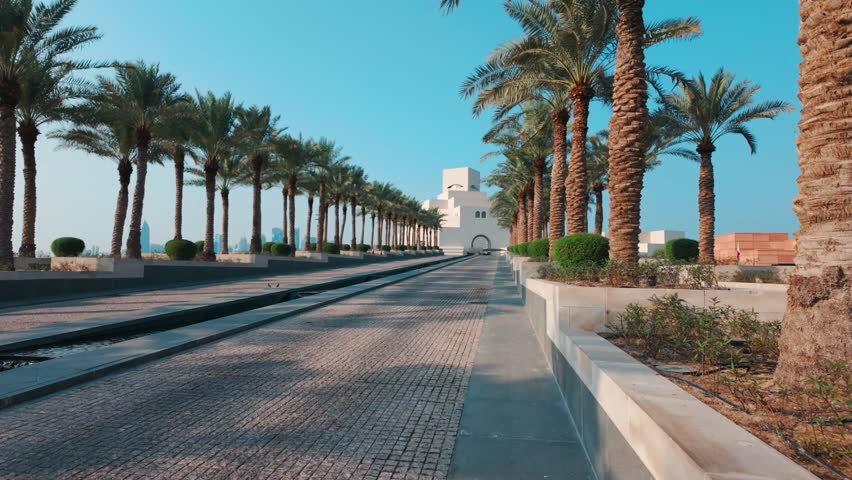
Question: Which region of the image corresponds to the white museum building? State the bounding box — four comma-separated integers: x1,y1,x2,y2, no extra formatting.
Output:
422,167,509,256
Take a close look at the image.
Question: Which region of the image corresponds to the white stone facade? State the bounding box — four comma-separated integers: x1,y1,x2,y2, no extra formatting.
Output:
422,167,509,255
638,230,685,256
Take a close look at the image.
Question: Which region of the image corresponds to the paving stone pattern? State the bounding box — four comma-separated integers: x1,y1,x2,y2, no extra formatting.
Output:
0,257,495,479
0,256,441,336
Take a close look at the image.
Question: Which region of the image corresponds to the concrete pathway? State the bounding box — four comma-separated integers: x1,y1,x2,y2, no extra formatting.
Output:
0,256,443,350
0,257,494,480
449,259,594,479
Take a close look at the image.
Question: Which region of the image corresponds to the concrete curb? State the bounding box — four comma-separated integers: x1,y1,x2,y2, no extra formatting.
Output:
0,256,472,410
0,256,455,353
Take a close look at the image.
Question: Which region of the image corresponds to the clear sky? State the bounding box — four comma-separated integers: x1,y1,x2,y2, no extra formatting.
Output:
11,1,801,252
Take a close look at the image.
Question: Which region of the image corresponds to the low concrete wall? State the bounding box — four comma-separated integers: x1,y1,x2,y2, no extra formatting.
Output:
0,252,438,305
515,272,816,479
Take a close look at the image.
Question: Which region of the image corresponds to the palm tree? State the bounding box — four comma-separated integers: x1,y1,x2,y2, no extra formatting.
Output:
235,105,279,253
776,0,851,385
272,134,315,252
159,101,198,241
15,59,78,257
91,62,185,259
486,152,534,244
52,119,136,257
347,166,367,251
189,90,238,260
188,148,247,254
312,138,349,251
300,169,320,252
0,0,99,269
661,69,792,262
586,131,609,235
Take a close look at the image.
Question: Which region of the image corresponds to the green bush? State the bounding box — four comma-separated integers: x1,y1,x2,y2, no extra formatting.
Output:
665,238,699,261
515,242,530,256
527,238,549,258
164,239,198,260
357,243,370,252
307,242,317,251
341,244,351,251
261,241,277,254
322,243,340,254
552,233,609,269
50,237,85,257
398,245,407,251
271,243,292,256
381,245,391,252
195,240,206,252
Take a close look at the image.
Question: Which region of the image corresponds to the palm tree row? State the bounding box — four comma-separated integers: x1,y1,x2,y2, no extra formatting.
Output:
0,0,441,269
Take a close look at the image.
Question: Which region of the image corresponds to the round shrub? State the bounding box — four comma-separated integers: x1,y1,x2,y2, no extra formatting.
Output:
270,243,292,256
261,241,277,254
50,237,85,257
341,244,351,251
307,242,317,251
322,243,340,254
195,240,206,252
398,245,407,251
527,238,549,258
164,239,198,260
515,242,531,256
665,238,699,261
552,233,609,269
357,243,369,252
381,245,391,252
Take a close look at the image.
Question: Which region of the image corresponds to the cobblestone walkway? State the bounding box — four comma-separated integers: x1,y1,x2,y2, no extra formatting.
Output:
0,257,494,479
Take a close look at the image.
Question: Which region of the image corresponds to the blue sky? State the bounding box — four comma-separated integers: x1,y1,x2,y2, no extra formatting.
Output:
11,1,800,252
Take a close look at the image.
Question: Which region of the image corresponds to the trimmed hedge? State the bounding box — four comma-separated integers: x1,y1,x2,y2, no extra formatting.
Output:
516,242,530,256
553,233,609,269
398,245,407,251
164,239,198,260
261,241,277,254
527,238,549,258
51,237,85,257
341,244,351,251
271,243,292,256
666,238,699,261
357,243,370,252
195,240,206,252
381,245,391,252
322,243,340,254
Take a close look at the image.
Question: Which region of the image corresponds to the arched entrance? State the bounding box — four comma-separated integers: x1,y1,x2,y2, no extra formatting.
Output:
470,235,491,253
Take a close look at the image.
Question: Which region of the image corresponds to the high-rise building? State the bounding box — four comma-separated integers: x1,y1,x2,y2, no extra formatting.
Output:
237,236,249,252
261,233,267,245
294,227,301,249
271,228,283,243
214,234,222,253
141,221,151,254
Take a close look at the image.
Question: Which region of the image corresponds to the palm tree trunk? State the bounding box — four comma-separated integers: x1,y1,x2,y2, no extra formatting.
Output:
126,132,151,259
566,87,594,234
517,190,528,244
202,160,217,260
173,147,184,240
526,188,534,241
305,195,314,252
351,198,358,250
607,0,649,263
393,215,398,250
776,0,852,385
288,175,297,252
111,159,133,257
376,209,382,249
282,189,288,246
360,205,367,246
316,182,326,251
17,125,38,257
220,187,230,254
548,108,570,256
249,156,262,254
338,197,345,248
325,205,331,247
0,85,19,271
593,184,604,235
533,155,545,239
697,144,716,262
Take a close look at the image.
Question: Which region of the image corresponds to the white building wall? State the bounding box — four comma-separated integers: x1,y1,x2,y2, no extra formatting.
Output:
422,167,509,255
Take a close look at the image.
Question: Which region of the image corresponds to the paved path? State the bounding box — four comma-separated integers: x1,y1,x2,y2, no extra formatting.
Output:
0,256,442,349
449,259,593,479
0,257,495,480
